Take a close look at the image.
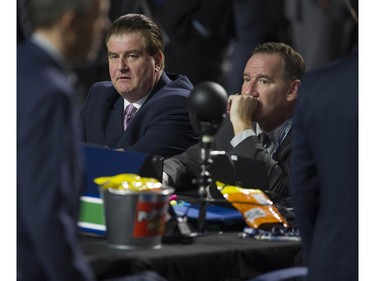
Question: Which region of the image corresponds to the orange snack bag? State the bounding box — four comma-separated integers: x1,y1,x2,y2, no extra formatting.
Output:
216,181,288,229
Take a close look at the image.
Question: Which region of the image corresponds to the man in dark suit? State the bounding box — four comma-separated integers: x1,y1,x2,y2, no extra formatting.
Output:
151,0,234,87
17,0,110,280
17,1,168,281
163,42,305,209
290,2,358,278
79,14,198,158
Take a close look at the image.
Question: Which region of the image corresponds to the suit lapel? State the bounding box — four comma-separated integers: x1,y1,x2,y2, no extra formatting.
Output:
105,96,124,147
272,128,292,161
143,72,170,104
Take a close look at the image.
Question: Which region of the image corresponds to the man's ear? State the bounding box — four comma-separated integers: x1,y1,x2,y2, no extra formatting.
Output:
58,10,77,32
154,50,164,71
53,11,78,57
287,79,301,101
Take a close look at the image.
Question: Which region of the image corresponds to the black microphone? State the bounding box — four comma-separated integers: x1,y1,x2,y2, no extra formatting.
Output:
188,82,228,233
188,81,227,136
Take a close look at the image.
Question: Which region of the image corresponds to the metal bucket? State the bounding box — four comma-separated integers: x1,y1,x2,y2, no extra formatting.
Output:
101,186,174,249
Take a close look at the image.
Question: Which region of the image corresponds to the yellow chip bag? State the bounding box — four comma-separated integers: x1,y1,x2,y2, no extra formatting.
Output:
216,181,288,229
94,173,162,192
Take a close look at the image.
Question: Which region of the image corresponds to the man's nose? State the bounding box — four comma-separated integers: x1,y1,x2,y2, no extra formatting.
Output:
117,57,128,71
243,82,258,97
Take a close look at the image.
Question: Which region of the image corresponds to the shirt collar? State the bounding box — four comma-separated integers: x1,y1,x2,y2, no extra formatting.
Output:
256,119,288,145
123,93,150,111
31,33,77,85
31,33,69,70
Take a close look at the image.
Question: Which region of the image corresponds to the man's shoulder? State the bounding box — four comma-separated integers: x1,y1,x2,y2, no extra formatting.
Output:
88,81,117,96
90,80,115,90
142,74,193,111
301,51,358,89
17,39,37,56
298,51,358,109
164,72,194,94
18,40,55,73
85,81,119,106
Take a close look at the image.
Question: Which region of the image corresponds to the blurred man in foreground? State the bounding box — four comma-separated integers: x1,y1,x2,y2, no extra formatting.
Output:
17,0,110,280
290,0,358,279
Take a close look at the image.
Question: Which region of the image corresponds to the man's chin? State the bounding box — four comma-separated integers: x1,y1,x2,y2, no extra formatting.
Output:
252,112,260,123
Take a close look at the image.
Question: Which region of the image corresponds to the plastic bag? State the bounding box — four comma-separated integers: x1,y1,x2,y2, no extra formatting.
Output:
216,181,288,229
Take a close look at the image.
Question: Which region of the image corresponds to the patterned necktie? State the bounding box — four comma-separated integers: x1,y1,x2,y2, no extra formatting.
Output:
258,133,271,149
123,104,137,131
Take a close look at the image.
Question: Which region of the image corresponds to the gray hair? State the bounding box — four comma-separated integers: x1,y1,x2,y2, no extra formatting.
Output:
27,0,94,29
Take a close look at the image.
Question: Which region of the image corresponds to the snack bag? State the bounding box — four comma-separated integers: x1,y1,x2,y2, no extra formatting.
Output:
94,173,162,192
216,181,288,229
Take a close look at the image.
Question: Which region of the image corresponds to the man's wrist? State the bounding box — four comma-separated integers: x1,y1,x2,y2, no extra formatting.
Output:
232,120,253,135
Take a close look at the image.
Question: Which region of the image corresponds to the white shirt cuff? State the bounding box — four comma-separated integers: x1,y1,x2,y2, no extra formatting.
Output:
230,129,256,147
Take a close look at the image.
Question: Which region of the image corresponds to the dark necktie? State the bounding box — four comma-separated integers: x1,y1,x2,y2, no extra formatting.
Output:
258,133,271,149
123,104,137,131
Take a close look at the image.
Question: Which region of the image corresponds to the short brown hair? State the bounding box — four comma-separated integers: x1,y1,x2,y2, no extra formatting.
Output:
105,13,165,69
253,42,305,80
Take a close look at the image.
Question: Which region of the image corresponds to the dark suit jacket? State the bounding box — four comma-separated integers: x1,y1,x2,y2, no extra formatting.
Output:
164,116,292,202
290,50,358,281
153,0,234,86
79,72,198,158
17,40,95,280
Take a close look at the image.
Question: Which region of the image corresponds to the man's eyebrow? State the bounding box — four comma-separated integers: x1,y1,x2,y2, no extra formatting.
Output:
258,74,272,80
243,73,272,80
125,48,142,54
109,48,144,55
